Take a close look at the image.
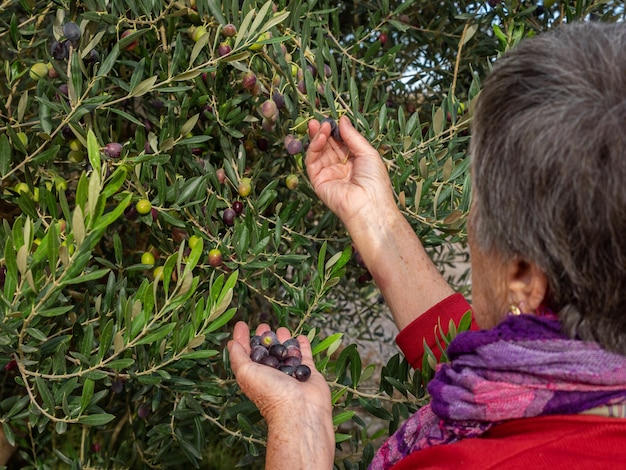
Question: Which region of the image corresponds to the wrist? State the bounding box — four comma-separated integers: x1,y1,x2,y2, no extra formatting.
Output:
266,405,335,469
267,399,333,431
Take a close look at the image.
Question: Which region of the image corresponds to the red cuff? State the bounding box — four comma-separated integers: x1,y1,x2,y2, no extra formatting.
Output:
395,293,475,369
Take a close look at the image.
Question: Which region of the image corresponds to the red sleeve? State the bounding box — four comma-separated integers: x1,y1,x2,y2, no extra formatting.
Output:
395,293,475,369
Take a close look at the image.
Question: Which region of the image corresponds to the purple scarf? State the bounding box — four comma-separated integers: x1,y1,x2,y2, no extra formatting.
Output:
370,313,626,469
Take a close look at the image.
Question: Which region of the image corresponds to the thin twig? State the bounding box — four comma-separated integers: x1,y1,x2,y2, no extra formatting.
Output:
450,22,470,99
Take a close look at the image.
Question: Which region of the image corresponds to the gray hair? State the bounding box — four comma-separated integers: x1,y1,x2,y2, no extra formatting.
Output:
470,22,626,354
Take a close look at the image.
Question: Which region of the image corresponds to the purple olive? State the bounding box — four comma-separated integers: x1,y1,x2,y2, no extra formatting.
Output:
260,355,280,368
57,84,69,100
62,126,74,139
294,364,311,382
282,338,300,349
84,49,99,64
232,201,244,215
260,100,278,120
104,142,123,158
222,23,237,37
250,335,262,348
282,356,301,368
321,117,342,142
261,118,276,132
222,208,237,226
272,90,285,109
137,404,151,419
250,345,269,363
50,40,69,60
260,330,279,348
269,344,288,361
287,139,302,155
63,22,81,43
242,72,257,90
124,206,138,221
286,345,302,360
279,365,296,376
218,43,232,56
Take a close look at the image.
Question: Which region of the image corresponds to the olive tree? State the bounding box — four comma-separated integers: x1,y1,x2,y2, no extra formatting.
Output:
0,0,621,468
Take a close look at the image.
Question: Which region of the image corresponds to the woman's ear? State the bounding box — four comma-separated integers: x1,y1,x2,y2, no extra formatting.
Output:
506,258,548,313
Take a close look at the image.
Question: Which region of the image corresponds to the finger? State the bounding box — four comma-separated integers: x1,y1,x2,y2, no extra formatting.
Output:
309,119,332,140
338,115,354,134
338,115,379,157
305,123,330,157
307,120,334,153
304,133,331,182
295,335,316,368
227,339,252,378
305,125,348,176
308,119,321,138
228,341,285,400
254,323,272,336
232,321,251,346
275,326,293,343
318,120,332,139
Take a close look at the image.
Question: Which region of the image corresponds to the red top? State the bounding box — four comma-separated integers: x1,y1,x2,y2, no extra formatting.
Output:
391,294,626,469
390,414,626,469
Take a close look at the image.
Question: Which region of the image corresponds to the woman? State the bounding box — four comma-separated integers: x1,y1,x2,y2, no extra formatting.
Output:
227,22,626,469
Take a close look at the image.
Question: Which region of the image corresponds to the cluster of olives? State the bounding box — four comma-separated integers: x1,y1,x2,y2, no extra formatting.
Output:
50,22,80,60
50,22,96,63
249,331,311,382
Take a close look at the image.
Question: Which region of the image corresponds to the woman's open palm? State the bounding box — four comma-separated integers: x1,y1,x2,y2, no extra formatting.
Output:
227,322,331,424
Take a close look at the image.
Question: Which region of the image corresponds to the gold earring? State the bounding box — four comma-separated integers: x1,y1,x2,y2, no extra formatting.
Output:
508,304,522,316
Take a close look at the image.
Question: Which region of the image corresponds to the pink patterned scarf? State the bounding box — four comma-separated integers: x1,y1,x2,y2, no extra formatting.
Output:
370,313,626,469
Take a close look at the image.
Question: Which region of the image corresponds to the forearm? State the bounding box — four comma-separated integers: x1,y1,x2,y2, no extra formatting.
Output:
265,409,335,470
347,206,454,331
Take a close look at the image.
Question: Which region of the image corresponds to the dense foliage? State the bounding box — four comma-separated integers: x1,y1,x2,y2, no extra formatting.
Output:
0,0,622,468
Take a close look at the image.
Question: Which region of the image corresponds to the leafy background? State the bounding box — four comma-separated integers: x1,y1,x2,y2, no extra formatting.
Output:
0,0,622,468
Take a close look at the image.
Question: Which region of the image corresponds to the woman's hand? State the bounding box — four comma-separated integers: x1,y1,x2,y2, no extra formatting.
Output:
228,321,331,422
305,116,396,232
228,321,335,469
305,116,454,332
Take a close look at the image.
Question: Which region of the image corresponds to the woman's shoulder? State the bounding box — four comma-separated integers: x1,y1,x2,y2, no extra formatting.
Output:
390,414,626,470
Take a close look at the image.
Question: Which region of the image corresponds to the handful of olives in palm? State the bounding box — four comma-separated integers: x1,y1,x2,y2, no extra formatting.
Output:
249,331,311,382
